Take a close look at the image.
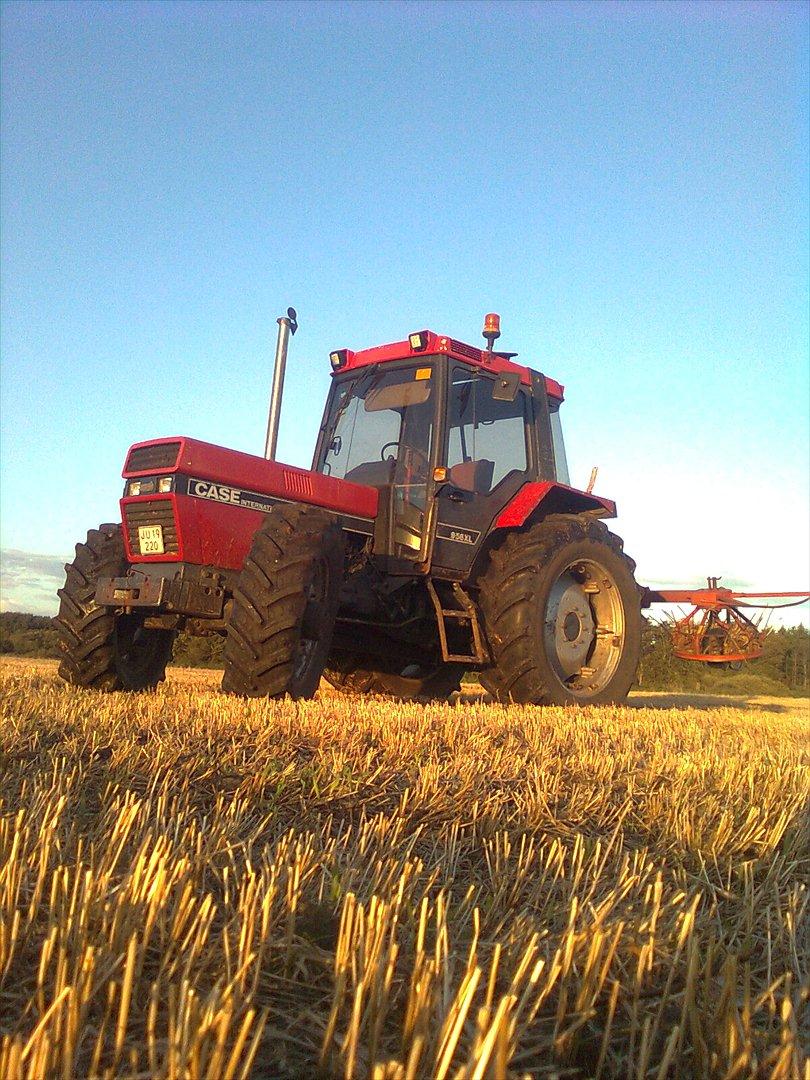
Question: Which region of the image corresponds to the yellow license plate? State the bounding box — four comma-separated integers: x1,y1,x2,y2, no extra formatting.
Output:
138,524,164,555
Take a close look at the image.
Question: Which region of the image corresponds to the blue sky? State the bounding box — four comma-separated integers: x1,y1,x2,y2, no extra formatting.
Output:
1,0,808,624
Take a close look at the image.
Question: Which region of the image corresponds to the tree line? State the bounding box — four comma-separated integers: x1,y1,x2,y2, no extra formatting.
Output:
1,611,808,695
0,612,225,669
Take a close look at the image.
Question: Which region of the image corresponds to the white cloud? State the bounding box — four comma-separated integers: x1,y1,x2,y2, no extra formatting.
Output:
0,549,68,616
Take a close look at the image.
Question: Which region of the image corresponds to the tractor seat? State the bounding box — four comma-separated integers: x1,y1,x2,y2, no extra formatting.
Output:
450,458,495,494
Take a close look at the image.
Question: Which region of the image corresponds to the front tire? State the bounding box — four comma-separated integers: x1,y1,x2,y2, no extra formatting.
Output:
222,506,345,699
55,525,175,691
479,514,642,705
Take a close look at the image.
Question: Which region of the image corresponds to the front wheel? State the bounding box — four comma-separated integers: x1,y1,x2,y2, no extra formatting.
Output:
479,515,642,705
222,505,345,699
55,524,175,691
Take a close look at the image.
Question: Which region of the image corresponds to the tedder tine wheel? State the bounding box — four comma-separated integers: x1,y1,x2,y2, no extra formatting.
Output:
55,524,176,691
222,505,345,699
478,514,643,706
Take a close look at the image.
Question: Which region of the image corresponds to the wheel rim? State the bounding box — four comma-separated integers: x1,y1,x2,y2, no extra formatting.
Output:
543,557,625,698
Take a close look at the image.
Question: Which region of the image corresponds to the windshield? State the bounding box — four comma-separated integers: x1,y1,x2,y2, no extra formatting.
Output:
318,364,435,487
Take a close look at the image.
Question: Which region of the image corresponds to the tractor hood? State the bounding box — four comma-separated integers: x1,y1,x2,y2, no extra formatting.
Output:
123,436,379,518
120,436,378,569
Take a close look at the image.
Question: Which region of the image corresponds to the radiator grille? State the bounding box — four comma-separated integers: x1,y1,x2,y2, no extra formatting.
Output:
125,442,181,473
124,499,179,556
449,339,483,362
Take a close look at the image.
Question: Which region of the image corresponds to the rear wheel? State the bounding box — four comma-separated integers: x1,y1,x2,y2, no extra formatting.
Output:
222,505,345,699
479,514,642,705
323,656,463,702
55,524,175,690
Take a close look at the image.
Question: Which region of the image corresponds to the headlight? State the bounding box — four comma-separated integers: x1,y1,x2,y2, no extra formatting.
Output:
127,477,172,496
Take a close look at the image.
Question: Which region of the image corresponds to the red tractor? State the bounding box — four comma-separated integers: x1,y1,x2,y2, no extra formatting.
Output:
55,310,645,705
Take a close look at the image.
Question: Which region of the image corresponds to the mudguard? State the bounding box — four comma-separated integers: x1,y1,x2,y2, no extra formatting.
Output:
493,481,616,530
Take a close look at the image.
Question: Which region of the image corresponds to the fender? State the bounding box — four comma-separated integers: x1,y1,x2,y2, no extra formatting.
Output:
493,481,616,529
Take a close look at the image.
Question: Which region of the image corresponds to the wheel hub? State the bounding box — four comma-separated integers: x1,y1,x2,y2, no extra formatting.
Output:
547,578,596,678
542,556,627,696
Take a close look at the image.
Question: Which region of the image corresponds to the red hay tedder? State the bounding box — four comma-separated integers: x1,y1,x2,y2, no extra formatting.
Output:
644,579,809,664
55,310,809,704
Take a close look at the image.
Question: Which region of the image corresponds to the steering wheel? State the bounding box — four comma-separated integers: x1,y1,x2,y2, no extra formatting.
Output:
380,442,429,467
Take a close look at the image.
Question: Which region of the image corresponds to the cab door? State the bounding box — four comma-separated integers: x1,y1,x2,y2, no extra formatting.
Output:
318,362,439,571
432,365,534,576
381,370,436,564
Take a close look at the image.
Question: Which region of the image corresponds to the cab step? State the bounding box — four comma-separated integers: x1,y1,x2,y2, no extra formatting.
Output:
426,580,489,665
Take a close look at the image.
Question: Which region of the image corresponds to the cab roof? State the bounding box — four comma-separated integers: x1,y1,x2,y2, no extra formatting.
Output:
333,329,565,401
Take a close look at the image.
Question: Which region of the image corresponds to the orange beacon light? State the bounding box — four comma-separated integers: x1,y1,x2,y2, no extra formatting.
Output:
482,312,501,350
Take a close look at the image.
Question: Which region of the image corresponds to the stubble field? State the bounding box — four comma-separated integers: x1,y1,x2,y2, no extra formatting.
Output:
0,658,807,1079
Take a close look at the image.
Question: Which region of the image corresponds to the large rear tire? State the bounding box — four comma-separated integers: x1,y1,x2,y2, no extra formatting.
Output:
222,506,345,699
55,524,176,691
478,514,642,705
323,655,463,702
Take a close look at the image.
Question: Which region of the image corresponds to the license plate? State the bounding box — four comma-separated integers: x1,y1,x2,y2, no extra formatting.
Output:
138,524,164,555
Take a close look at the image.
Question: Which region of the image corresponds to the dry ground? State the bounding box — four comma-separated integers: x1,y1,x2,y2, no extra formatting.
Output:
0,657,807,1079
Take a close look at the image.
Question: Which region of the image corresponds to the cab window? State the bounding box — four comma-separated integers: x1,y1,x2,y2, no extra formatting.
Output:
447,366,529,493
549,402,570,485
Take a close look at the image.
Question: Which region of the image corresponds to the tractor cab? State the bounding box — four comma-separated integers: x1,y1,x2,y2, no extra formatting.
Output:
313,319,570,573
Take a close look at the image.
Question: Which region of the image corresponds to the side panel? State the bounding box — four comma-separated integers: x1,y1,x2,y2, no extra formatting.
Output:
431,472,527,578
427,482,617,583
177,494,266,569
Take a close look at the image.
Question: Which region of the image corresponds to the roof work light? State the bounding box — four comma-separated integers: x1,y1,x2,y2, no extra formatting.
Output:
330,350,348,370
408,331,429,352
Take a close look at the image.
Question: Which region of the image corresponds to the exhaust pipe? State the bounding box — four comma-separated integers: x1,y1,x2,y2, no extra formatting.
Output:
264,307,298,460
